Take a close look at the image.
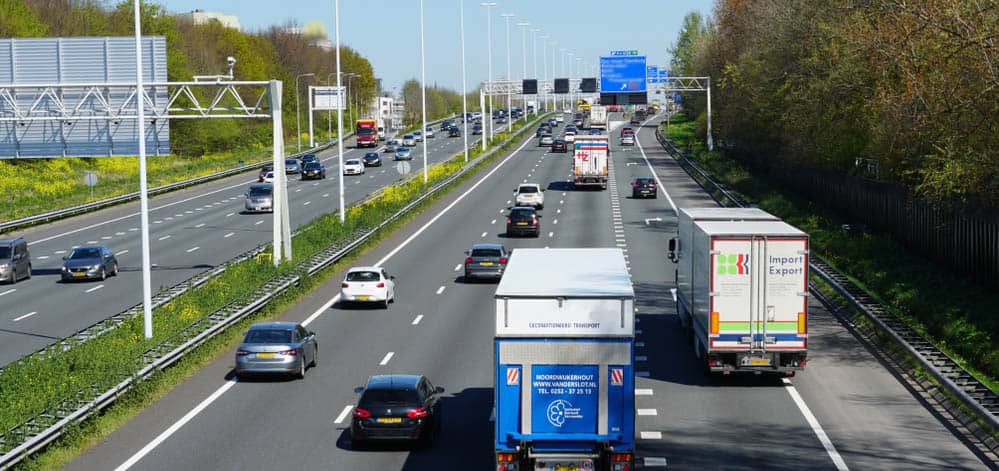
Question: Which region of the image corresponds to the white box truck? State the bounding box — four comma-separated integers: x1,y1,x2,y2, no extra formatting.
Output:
573,136,609,190
667,208,809,375
589,105,608,130
494,248,635,471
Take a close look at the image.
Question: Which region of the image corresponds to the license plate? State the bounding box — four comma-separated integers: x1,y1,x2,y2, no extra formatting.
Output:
480,262,494,266
72,272,86,277
256,352,275,359
748,358,770,366
516,222,528,226
377,417,402,424
553,466,580,471
356,295,370,301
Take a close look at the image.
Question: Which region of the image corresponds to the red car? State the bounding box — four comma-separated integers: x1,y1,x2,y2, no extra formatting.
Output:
620,127,635,137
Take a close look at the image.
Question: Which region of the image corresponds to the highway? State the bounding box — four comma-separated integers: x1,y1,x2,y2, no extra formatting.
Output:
65,113,989,470
0,121,510,367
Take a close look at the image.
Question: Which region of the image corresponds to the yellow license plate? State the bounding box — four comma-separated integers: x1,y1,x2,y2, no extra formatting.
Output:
480,262,494,266
356,295,370,301
516,222,528,226
553,466,579,471
256,353,275,359
377,417,402,424
72,273,86,277
749,358,771,366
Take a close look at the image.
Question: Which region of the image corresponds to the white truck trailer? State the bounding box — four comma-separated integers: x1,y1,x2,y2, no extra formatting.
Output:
588,104,608,130
573,136,609,190
667,208,809,375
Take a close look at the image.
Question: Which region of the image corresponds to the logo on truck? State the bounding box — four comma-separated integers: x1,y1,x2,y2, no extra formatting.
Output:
716,253,749,275
546,399,583,428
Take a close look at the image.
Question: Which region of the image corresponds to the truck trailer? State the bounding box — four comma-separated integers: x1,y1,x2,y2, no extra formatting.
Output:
667,208,809,375
573,136,609,190
588,105,607,130
494,248,635,471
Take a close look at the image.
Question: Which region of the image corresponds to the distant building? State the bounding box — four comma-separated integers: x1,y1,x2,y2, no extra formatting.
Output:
176,10,242,31
369,96,396,130
391,100,406,130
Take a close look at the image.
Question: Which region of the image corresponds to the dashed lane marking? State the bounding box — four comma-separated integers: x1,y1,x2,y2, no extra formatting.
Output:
412,315,424,325
85,284,104,293
304,201,311,206
379,352,395,366
186,247,200,253
255,220,264,226
454,264,462,272
333,405,354,424
0,289,16,297
436,286,446,295
224,232,235,239
640,431,662,440
481,232,487,237
116,250,129,256
158,235,171,241
226,212,235,217
635,388,653,396
13,311,37,322
637,409,658,416
195,223,205,228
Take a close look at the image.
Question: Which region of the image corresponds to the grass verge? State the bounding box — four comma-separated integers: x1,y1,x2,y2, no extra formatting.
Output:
661,113,999,390
4,112,548,470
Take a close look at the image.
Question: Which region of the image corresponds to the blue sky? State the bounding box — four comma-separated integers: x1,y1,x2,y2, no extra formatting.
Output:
159,0,714,95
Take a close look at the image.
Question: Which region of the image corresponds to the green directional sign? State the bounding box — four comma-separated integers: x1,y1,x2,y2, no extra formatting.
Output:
609,50,639,56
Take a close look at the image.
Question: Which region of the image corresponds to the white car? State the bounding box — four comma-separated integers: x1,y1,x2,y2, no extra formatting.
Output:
620,134,635,146
261,171,275,183
343,159,365,175
425,127,435,138
402,134,417,146
385,139,401,152
413,131,424,142
564,132,576,143
555,115,565,123
340,266,395,308
514,183,545,209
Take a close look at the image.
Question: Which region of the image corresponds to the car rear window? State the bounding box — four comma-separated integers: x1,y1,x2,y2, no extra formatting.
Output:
510,209,535,221
360,389,420,406
471,248,502,257
346,271,380,282
248,186,272,196
518,186,538,194
243,329,292,344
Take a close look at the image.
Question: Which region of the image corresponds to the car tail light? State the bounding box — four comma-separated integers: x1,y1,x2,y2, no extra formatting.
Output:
353,407,371,418
632,182,638,188
466,257,474,264
236,350,251,356
649,183,656,188
506,218,511,224
376,282,385,288
532,216,538,225
342,282,349,288
407,407,429,419
499,257,508,264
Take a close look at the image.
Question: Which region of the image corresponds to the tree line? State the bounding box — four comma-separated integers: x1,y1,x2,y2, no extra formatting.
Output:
669,0,998,208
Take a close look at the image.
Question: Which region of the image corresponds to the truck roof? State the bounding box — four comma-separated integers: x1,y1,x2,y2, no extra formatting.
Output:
679,207,777,220
495,248,633,298
696,220,807,237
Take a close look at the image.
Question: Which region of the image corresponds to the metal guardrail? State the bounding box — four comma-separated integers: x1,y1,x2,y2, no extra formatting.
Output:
0,112,548,469
653,126,999,433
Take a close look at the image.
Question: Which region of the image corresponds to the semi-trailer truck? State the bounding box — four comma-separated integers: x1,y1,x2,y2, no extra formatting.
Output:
573,136,609,190
494,248,635,471
667,208,809,375
588,105,607,130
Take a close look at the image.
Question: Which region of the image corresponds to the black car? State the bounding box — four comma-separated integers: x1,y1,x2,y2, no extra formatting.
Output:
464,243,510,281
506,207,540,237
61,245,118,282
632,177,658,198
362,152,382,167
301,161,326,180
472,124,483,135
551,138,568,153
448,126,461,137
300,153,319,165
352,374,444,448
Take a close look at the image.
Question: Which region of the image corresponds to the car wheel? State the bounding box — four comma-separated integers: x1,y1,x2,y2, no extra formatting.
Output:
25,263,31,280
111,262,119,276
310,346,318,367
99,267,107,281
296,358,307,379
9,269,17,284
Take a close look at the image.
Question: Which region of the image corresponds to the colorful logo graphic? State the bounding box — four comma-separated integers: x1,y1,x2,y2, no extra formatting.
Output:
716,253,749,275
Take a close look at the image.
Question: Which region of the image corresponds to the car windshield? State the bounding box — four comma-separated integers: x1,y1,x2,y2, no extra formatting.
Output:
518,186,538,194
397,147,410,152
0,247,11,259
346,271,380,282
304,162,321,169
365,153,378,158
248,186,271,196
261,166,273,172
285,159,297,165
243,329,292,344
471,248,502,257
361,389,420,406
68,248,101,259
357,128,375,135
346,160,361,165
404,135,414,139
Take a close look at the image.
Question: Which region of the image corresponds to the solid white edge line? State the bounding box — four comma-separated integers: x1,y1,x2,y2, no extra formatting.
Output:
114,379,238,471
333,405,354,424
635,116,678,214
379,352,395,366
783,378,850,470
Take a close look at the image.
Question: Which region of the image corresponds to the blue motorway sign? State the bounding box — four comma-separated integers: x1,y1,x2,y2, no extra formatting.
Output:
531,365,599,434
600,55,647,93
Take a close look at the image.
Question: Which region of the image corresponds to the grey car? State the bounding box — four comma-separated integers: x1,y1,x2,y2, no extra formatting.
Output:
0,237,31,284
235,322,318,379
61,245,118,282
463,244,510,281
244,183,273,213
395,146,413,160
284,158,301,174
539,134,554,146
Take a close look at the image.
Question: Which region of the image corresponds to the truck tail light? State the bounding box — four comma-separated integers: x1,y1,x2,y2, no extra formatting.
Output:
710,311,720,335
610,452,632,462
797,312,807,334
496,452,517,463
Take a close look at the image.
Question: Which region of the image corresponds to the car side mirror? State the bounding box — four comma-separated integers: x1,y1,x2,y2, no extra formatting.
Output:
354,386,365,394
62,255,68,260
464,250,470,256
435,386,445,394
309,331,316,337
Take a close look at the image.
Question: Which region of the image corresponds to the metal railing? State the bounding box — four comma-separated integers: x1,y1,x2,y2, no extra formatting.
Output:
0,112,548,469
653,126,999,433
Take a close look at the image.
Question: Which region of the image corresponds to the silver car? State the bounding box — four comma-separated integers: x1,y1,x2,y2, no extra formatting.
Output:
235,322,318,379
402,134,417,146
413,131,424,142
284,158,301,174
61,245,118,282
395,146,413,160
385,139,401,152
539,134,554,146
463,244,509,281
244,183,274,213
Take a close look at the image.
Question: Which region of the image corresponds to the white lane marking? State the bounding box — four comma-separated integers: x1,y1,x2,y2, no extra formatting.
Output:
322,193,330,198
506,200,512,205
436,286,446,295
562,192,566,196
165,217,173,221
635,118,678,213
13,311,37,322
116,250,129,256
85,284,104,293
635,388,654,396
333,405,354,424
154,220,163,223
303,201,311,206
640,431,662,440
379,352,395,366
491,219,496,224
114,379,238,471
0,289,16,297
644,457,668,467
559,200,564,204
481,232,487,237
553,219,558,225
454,264,462,271
186,247,200,253
116,232,126,236
412,315,424,325
556,209,561,214
784,378,850,470
37,255,50,260
87,240,98,244
194,223,205,228
255,220,264,226
158,235,171,241
54,250,67,254
637,409,658,416
175,214,183,218
226,212,235,217
296,188,302,192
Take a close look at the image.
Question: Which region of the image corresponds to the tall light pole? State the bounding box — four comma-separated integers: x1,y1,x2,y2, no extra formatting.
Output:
500,13,514,129
567,51,574,110
459,0,469,162
419,0,429,183
540,35,549,111
343,72,359,130
550,41,557,111
333,0,345,223
132,0,154,338
327,73,335,140
480,2,496,141
530,28,540,80
516,21,529,123
295,72,315,151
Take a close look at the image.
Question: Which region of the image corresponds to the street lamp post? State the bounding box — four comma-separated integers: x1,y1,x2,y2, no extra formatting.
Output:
419,0,429,183
517,21,530,123
459,0,469,162
480,2,496,141
540,35,549,111
326,73,335,140
295,72,315,152
333,0,345,223
500,13,514,131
